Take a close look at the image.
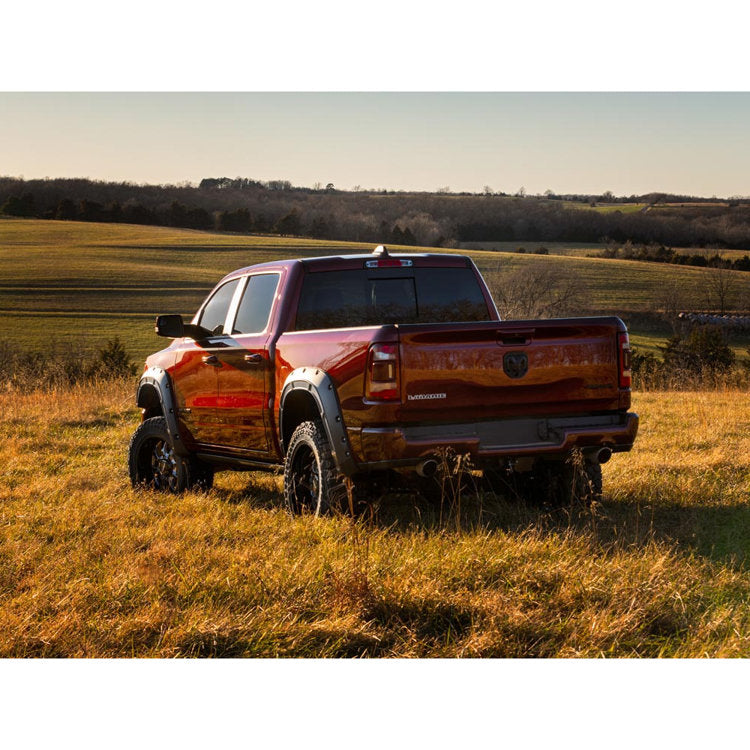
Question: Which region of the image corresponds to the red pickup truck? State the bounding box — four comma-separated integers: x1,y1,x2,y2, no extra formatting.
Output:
128,246,638,512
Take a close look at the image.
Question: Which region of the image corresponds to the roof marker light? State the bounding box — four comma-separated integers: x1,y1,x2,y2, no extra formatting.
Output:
365,259,413,268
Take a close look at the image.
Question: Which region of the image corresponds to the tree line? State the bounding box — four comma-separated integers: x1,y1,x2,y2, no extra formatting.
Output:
600,241,750,272
3,176,750,251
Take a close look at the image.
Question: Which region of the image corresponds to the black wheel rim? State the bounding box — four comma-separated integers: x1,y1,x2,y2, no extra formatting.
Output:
138,436,179,492
290,443,320,513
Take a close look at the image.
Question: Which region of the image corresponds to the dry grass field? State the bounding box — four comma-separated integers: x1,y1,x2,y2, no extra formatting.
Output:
1,380,748,657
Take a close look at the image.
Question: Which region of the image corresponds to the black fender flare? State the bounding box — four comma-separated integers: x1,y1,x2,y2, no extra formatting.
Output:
279,367,357,477
136,366,189,457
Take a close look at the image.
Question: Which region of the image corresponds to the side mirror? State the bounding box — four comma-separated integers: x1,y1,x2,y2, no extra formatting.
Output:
155,314,212,340
155,314,185,338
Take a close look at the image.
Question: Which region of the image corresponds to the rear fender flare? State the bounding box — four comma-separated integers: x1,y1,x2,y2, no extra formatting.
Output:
136,366,188,457
279,367,357,477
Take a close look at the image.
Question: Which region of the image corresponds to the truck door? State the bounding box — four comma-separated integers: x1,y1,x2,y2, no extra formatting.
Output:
214,273,280,454
172,278,241,447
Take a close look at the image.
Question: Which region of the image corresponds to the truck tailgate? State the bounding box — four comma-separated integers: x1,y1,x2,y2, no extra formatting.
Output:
397,318,623,422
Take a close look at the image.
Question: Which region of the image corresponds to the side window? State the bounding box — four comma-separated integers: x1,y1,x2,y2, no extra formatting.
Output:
233,273,280,334
198,279,240,334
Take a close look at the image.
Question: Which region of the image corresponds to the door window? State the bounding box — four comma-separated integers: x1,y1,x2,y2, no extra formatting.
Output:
198,279,240,334
233,274,280,334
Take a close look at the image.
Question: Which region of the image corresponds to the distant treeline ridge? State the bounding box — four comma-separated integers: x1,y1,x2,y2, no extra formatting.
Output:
3,176,750,251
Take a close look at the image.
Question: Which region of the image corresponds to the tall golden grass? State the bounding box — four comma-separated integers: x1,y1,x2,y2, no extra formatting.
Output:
0,380,748,657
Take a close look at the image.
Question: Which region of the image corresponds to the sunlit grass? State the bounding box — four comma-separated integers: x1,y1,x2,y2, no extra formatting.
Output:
0,381,748,657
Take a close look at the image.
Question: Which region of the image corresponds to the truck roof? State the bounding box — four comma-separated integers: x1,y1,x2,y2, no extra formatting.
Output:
221,251,472,282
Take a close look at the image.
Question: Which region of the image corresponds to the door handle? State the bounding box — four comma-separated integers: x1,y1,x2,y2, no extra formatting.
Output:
244,353,263,365
201,354,221,366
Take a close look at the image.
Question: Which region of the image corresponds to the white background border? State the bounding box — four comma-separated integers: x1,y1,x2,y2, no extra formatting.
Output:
1,2,746,746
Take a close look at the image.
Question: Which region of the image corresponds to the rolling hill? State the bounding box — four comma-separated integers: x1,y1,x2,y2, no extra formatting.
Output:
1,218,749,362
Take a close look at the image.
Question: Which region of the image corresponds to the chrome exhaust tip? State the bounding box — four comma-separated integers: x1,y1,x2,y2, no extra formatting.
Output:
597,447,613,464
416,458,438,478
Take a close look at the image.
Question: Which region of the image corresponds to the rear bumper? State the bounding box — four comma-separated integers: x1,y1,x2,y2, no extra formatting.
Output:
357,412,639,468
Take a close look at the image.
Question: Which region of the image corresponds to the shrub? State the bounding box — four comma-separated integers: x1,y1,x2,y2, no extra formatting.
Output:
630,348,663,389
91,337,137,378
0,337,136,391
661,326,736,375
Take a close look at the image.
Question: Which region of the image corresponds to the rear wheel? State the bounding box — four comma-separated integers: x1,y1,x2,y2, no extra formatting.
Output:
284,420,345,515
484,455,602,506
283,420,375,515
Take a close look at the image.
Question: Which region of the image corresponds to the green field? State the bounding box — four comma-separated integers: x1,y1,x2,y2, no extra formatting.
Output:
0,219,372,359
461,240,750,263
459,241,604,256
559,201,647,214
469,248,750,312
2,218,749,363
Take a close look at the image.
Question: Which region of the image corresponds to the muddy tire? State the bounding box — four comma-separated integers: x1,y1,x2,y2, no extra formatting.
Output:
128,416,213,492
283,420,350,515
530,457,603,506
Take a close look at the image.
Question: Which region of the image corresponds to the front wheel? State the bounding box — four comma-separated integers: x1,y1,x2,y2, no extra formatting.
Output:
128,416,213,492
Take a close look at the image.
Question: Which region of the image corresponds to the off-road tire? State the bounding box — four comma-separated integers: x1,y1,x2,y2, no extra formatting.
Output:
283,420,354,515
128,416,213,492
531,457,603,507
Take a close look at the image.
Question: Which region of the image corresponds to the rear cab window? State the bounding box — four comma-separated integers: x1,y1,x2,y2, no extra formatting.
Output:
295,266,491,330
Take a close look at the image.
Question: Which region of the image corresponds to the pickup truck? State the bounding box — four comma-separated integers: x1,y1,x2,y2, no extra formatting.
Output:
128,245,638,512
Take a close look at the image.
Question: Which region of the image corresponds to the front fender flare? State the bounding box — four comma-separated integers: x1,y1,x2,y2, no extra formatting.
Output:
136,366,189,457
279,367,357,477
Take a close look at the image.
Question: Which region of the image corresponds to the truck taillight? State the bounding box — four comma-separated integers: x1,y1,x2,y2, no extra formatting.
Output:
366,343,400,401
618,332,632,389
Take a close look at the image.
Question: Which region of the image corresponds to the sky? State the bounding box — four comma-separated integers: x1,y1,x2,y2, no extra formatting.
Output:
1,92,749,198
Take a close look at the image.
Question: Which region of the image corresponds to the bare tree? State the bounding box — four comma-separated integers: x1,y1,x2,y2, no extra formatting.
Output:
703,267,737,314
487,260,588,320
654,281,686,333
